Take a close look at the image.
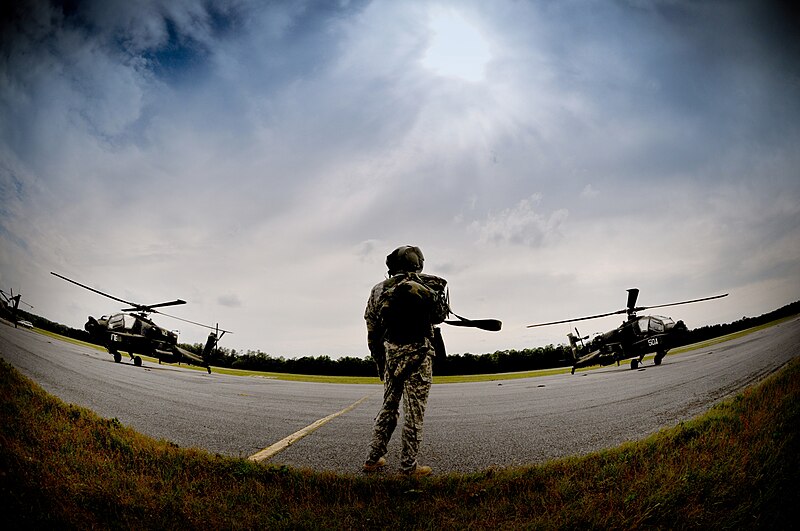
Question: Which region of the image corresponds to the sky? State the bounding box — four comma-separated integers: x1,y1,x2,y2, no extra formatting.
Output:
1,0,799,359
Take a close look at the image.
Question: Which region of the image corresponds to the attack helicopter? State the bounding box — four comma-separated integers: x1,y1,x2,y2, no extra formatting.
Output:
51,272,230,374
1,288,34,328
528,288,728,373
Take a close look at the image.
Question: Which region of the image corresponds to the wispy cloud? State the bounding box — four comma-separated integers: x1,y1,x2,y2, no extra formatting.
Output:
469,195,568,248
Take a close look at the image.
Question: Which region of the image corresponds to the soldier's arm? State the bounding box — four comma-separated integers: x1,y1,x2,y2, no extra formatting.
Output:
365,285,386,379
367,329,386,380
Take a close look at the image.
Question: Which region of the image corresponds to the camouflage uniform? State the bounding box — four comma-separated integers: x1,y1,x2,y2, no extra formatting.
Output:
364,270,447,473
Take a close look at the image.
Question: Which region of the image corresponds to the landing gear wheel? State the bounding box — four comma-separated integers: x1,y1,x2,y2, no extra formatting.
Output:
654,351,666,366
206,366,212,374
134,356,142,367
630,359,639,370
113,351,122,363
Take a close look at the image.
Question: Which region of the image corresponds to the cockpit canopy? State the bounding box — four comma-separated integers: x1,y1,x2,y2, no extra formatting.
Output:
105,312,178,343
636,315,675,334
108,313,138,331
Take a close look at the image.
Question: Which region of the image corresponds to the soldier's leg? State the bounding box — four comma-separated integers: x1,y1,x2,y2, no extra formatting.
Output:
399,355,433,472
366,376,404,463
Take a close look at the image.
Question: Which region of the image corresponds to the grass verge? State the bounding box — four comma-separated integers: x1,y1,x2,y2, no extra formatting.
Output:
1,355,798,529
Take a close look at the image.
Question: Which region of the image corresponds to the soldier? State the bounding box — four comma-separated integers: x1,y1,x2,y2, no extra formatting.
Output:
363,245,448,476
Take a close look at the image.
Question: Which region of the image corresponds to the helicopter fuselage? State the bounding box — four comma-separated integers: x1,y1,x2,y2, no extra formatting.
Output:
52,272,221,374
568,314,688,372
530,287,726,374
85,312,206,368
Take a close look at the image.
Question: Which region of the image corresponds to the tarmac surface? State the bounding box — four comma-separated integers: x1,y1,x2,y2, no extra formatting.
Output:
1,317,798,475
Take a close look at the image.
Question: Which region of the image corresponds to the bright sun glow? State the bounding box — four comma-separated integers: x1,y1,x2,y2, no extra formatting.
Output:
422,8,491,82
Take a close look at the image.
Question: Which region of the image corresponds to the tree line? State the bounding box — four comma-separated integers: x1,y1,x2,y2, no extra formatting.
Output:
196,343,575,377
10,300,800,377
187,299,800,376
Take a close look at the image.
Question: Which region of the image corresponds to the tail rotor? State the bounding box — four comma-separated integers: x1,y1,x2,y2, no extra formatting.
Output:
201,324,227,374
567,327,588,361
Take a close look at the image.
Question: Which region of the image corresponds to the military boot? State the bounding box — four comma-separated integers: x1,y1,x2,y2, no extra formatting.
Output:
363,457,387,473
403,464,432,477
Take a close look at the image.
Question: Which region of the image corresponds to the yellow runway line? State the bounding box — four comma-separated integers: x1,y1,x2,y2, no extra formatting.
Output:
248,394,373,462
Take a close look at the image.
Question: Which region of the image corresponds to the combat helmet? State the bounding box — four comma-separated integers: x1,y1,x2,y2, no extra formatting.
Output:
386,245,424,275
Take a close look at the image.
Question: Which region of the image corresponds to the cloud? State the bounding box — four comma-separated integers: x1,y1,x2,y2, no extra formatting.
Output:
580,185,599,199
217,294,242,308
468,195,568,248
1,0,798,357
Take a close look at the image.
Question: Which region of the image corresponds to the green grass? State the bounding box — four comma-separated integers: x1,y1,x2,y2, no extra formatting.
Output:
34,327,108,352
668,314,797,354
1,352,798,529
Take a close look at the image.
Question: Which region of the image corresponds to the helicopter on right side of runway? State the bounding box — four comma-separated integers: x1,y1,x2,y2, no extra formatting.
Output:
528,289,728,373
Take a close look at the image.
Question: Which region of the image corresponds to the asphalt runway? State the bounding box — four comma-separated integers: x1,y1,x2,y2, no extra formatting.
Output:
1,317,798,475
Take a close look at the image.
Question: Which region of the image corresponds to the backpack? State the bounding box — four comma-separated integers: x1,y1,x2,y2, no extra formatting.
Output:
379,273,448,345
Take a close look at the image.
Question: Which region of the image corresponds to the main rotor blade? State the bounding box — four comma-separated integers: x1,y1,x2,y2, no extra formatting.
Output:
120,299,186,312
152,309,233,334
527,308,628,328
626,288,639,310
147,299,187,309
54,272,190,314
446,310,502,332
51,272,139,308
635,293,728,312
527,293,729,328
444,318,502,332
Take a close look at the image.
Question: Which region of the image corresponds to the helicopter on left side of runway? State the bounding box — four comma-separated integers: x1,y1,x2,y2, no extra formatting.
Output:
52,272,230,374
1,288,34,328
